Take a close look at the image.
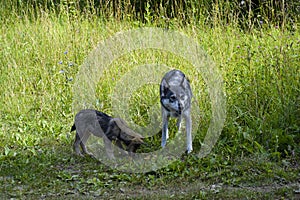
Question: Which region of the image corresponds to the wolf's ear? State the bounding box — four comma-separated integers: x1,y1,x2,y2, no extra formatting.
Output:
161,78,168,86
181,76,192,92
180,75,188,86
160,79,169,95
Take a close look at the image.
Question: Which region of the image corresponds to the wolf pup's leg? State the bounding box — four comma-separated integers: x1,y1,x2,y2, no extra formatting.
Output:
103,136,115,159
79,133,94,156
73,132,83,156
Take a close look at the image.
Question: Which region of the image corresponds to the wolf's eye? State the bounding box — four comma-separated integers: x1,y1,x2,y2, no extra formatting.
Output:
170,95,176,102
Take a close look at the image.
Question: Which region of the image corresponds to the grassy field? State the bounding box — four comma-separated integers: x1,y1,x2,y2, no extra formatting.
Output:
0,1,299,199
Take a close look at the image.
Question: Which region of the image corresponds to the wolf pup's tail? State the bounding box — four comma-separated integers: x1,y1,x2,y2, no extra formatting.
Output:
70,124,76,132
67,124,76,139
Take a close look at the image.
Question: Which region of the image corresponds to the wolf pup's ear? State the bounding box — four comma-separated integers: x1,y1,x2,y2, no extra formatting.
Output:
113,118,128,131
105,118,120,139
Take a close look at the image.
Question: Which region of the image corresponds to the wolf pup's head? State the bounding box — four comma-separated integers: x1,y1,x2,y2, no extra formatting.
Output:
160,70,192,117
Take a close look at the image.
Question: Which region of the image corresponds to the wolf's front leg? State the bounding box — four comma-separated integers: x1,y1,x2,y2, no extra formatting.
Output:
176,116,182,132
161,110,169,148
184,110,193,153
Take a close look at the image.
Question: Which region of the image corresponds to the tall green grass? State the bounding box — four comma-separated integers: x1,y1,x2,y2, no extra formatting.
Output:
2,0,299,29
0,2,299,157
0,1,298,159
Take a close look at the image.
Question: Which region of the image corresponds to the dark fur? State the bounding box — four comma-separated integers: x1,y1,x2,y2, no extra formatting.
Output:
71,109,144,159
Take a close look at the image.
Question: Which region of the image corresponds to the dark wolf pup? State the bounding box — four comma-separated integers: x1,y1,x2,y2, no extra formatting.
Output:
71,109,144,159
160,69,193,153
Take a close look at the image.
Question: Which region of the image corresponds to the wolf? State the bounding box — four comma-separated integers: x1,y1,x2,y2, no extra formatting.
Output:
160,69,193,153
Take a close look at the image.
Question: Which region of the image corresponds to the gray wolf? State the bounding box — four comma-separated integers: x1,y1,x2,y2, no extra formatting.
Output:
160,69,193,153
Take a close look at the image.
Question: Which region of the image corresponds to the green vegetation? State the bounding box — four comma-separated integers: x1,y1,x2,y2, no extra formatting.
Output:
0,0,299,199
